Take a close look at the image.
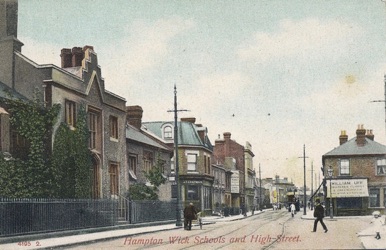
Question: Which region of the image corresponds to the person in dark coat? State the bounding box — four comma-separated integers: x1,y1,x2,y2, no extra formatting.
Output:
184,203,197,230
312,200,328,233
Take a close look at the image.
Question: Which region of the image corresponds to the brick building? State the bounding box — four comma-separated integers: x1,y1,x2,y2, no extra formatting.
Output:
322,125,386,216
213,132,246,208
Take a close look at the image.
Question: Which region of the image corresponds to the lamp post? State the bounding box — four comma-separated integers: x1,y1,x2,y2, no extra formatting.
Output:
327,166,333,219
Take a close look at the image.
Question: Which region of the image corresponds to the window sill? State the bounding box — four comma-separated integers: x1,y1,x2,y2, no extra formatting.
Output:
110,137,118,142
187,171,199,174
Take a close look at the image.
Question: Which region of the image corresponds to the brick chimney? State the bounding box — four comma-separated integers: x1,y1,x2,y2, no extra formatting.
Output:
339,130,348,145
181,117,196,123
72,47,83,67
197,126,206,143
366,129,374,141
61,46,89,68
223,132,231,141
126,105,143,129
60,48,72,68
356,124,366,146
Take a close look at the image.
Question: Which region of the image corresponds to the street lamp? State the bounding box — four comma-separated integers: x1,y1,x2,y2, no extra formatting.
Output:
327,166,333,219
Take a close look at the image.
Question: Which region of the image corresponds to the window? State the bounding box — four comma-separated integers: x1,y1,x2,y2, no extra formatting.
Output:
377,159,386,175
163,125,173,139
109,163,119,196
384,188,386,207
143,151,154,173
128,155,137,180
129,155,137,174
65,100,76,127
10,129,29,159
339,159,350,175
187,153,197,172
88,108,101,150
203,186,211,209
369,188,380,207
109,115,118,139
186,185,199,200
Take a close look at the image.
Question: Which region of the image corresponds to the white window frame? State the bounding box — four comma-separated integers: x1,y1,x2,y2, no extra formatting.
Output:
340,159,350,175
376,158,386,175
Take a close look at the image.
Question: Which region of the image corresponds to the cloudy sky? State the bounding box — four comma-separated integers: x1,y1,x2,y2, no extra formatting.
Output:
17,0,386,187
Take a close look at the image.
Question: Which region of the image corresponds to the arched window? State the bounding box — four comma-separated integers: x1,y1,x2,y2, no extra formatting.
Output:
163,125,173,139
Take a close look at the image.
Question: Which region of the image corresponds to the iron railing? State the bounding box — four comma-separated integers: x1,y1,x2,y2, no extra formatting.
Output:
0,198,118,237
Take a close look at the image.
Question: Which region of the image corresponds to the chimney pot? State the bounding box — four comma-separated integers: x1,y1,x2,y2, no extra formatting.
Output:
339,130,348,145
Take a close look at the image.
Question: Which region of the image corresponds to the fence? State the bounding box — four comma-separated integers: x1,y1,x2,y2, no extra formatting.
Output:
0,198,118,237
129,200,177,224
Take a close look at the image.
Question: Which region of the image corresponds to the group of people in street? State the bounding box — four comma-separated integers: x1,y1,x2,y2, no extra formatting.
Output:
183,199,328,233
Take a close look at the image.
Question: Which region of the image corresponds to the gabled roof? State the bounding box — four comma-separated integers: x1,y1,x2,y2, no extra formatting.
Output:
142,121,213,151
323,137,386,157
126,123,171,151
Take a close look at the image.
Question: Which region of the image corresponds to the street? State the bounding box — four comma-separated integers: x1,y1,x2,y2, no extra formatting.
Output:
61,210,372,250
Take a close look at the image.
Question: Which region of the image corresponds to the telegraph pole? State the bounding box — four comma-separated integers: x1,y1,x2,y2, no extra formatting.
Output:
258,164,262,211
310,162,313,210
168,85,188,227
299,144,309,215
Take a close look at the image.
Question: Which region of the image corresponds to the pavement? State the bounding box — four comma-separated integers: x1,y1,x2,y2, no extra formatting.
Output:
0,209,385,250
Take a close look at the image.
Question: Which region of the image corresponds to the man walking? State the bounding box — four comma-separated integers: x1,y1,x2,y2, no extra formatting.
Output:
312,199,328,233
184,203,197,230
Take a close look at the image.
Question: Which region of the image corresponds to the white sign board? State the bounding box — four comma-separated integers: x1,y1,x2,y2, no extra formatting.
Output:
231,170,239,193
326,179,368,198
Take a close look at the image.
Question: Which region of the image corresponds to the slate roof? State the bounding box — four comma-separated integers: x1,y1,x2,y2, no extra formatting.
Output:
323,137,386,157
126,124,170,151
142,121,213,151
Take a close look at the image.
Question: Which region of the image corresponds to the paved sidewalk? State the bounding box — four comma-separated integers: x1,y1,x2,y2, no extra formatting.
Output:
301,210,386,249
0,211,261,250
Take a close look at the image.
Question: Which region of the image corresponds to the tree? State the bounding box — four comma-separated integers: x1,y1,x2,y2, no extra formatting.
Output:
128,152,167,200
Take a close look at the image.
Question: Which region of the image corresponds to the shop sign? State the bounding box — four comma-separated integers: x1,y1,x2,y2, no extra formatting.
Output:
182,180,203,184
231,170,239,193
326,179,368,198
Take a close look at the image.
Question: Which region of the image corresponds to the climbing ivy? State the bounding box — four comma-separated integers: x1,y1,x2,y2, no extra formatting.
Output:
1,92,60,198
52,104,92,199
0,92,91,199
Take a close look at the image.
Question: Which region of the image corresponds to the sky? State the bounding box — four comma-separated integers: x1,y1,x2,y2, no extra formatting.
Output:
16,0,386,188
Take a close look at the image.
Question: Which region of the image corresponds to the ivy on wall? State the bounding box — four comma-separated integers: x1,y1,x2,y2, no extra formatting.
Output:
0,93,91,199
52,104,92,199
0,93,60,198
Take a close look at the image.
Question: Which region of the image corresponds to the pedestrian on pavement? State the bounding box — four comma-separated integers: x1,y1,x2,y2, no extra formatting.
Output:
184,202,197,230
290,203,296,217
312,199,328,233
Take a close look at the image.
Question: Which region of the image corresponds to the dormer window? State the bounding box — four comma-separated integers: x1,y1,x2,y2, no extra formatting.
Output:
163,125,173,139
